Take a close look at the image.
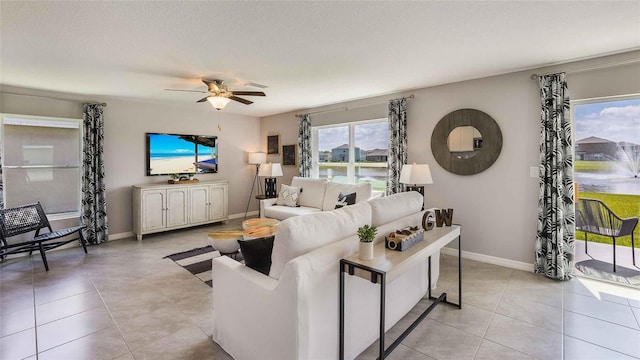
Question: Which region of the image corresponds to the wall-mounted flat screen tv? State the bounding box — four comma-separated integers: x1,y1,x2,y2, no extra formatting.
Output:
146,133,218,176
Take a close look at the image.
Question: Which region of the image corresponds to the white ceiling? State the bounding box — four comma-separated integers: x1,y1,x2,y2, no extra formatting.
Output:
1,1,639,117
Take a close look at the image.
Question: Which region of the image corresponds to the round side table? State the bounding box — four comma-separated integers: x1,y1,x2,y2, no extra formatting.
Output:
208,230,243,255
242,225,278,240
242,218,280,230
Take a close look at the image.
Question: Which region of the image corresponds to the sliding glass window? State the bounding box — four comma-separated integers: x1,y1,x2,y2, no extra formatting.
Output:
312,119,389,193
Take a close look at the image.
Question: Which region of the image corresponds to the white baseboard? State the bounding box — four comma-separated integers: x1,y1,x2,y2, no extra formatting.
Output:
441,247,533,272
229,211,258,219
108,231,135,241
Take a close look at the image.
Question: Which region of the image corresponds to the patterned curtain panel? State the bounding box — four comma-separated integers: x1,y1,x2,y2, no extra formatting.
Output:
535,73,575,281
387,98,408,195
0,144,3,209
297,114,312,177
82,104,108,244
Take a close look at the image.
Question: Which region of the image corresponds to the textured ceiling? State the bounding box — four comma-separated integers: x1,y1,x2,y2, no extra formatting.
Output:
1,1,639,117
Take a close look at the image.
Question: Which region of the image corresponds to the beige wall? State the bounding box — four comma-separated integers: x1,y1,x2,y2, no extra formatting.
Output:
260,51,640,265
0,86,262,237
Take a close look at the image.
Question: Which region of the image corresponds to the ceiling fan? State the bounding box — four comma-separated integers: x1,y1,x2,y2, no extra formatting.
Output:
165,79,266,110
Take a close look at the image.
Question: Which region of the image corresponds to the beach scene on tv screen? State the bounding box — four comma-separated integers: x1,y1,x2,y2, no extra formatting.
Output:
149,134,217,175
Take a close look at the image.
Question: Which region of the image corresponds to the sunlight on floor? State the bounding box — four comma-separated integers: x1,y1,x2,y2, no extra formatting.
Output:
577,275,640,301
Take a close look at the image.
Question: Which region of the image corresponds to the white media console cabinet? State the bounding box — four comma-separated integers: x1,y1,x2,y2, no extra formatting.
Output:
132,180,228,241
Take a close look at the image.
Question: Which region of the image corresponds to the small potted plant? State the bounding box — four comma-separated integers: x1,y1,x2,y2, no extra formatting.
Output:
170,173,180,183
357,224,377,260
188,172,196,181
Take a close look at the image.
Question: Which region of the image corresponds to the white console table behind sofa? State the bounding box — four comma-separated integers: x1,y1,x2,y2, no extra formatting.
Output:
132,180,228,241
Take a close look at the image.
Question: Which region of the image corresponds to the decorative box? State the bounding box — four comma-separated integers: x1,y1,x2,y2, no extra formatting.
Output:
385,226,424,251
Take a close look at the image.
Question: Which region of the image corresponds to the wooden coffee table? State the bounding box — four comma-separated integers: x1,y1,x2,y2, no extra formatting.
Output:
242,225,278,240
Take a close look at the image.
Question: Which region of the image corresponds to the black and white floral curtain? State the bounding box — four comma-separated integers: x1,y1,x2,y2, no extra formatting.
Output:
297,113,312,177
0,144,3,209
82,104,108,244
535,73,575,281
387,98,408,194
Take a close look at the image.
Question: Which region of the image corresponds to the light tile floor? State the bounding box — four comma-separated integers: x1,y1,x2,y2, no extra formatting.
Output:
1,220,640,360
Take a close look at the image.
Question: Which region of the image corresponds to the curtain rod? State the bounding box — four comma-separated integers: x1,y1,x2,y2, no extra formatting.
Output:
295,94,414,117
529,56,640,80
1,92,107,106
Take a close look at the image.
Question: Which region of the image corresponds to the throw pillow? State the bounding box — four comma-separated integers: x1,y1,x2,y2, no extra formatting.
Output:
237,236,275,275
276,184,300,207
335,192,357,209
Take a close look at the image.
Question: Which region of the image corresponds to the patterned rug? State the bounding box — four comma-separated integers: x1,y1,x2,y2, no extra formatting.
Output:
164,246,222,287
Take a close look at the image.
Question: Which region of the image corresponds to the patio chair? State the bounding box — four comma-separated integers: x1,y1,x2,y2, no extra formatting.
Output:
576,198,638,272
0,202,87,271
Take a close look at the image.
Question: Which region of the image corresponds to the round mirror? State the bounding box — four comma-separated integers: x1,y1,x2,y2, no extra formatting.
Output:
447,126,482,160
431,109,502,175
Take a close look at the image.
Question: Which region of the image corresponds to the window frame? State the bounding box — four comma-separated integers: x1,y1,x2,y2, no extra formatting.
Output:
0,113,84,220
311,118,389,188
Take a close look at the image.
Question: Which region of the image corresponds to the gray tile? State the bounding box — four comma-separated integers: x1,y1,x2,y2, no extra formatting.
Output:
564,335,638,360
35,290,104,325
563,292,638,329
496,293,563,332
36,306,115,352
0,307,34,337
37,325,129,360
426,302,493,337
356,342,435,360
0,328,36,360
485,313,562,359
563,277,631,306
113,305,194,350
401,318,482,360
563,310,640,358
474,339,536,360
130,324,220,360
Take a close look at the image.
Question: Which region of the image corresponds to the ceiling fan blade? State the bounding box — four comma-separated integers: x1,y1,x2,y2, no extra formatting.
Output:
229,96,253,105
232,91,266,96
165,89,208,93
202,79,220,92
196,96,210,103
246,82,268,89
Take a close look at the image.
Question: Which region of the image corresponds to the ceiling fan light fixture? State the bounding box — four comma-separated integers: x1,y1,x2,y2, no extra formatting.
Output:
207,96,231,110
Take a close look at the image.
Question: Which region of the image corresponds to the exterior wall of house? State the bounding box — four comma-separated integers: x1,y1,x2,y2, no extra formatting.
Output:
260,50,640,266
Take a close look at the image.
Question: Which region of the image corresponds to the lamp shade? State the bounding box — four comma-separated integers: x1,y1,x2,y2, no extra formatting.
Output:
259,163,283,177
248,152,267,165
400,164,433,185
207,96,232,110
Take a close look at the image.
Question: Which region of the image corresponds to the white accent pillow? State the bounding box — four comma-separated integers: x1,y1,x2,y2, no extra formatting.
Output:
276,184,300,207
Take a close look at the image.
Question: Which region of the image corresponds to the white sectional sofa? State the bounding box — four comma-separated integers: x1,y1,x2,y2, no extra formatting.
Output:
259,176,373,220
212,191,439,360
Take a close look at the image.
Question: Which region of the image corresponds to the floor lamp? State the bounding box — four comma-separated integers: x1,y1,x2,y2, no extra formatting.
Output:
244,152,267,218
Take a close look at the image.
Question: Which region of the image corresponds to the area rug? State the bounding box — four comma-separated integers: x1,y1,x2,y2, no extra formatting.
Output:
164,246,224,287
575,259,640,286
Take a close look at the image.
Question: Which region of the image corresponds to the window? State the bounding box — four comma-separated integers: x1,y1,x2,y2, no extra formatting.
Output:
312,119,389,193
1,114,83,217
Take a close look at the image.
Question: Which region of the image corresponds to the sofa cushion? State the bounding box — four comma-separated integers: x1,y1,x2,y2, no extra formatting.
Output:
263,205,322,220
276,184,300,207
269,202,372,279
368,191,424,227
335,192,356,209
237,236,275,275
321,182,372,211
290,177,328,209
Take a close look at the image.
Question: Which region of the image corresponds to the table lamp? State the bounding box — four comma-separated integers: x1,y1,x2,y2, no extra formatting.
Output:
259,162,283,198
400,163,433,197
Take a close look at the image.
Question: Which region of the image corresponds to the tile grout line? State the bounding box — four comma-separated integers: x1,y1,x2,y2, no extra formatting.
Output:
30,256,39,360
563,333,640,359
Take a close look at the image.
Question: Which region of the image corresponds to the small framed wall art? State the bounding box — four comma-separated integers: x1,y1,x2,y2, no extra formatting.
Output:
267,134,279,154
282,144,297,166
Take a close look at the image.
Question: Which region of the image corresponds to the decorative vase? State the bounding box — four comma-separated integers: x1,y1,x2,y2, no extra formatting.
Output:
359,241,374,261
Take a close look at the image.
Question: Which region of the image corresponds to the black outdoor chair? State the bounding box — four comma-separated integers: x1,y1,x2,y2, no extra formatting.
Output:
0,202,87,271
576,198,638,272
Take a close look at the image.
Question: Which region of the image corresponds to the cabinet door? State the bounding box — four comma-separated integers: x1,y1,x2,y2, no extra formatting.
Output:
189,186,210,224
142,189,166,231
166,188,188,227
209,184,228,221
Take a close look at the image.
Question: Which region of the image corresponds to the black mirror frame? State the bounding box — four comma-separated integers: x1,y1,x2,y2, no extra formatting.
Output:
431,109,502,175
